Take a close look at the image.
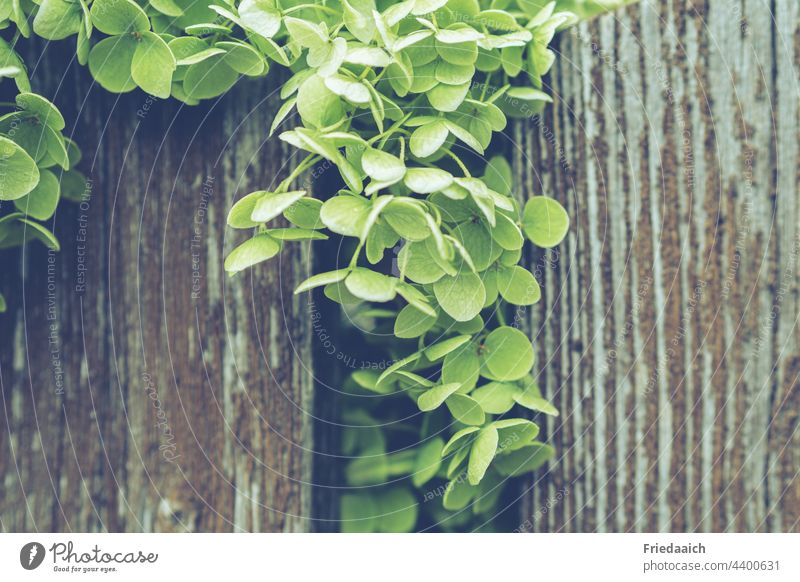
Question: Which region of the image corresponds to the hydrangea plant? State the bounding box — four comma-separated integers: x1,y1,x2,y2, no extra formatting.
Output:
0,0,624,530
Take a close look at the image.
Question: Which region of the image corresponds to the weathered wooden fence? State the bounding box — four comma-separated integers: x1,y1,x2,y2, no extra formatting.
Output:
0,47,314,532
520,0,799,532
1,0,797,532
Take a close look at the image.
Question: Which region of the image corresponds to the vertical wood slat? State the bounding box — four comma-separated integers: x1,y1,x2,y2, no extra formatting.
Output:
519,0,799,532
0,48,313,531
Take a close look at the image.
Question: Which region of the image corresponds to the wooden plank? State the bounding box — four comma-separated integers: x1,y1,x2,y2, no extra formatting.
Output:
517,0,799,532
0,48,313,532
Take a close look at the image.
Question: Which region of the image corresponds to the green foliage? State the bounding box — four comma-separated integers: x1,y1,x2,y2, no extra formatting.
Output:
0,0,612,531
0,37,88,311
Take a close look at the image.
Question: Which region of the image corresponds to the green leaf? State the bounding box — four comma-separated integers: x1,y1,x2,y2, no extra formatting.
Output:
132,32,176,98
88,35,137,94
435,60,475,85
362,147,406,183
284,198,322,229
435,27,483,44
18,218,60,250
394,304,436,339
224,234,282,274
452,220,500,272
296,74,344,128
492,212,524,250
319,194,370,237
433,272,485,322
325,74,372,105
346,454,389,485
0,136,40,200
284,17,329,50
506,86,553,103
427,82,470,112
340,493,378,533
345,268,398,302
375,488,418,533
218,41,266,76
417,382,461,412
412,0,448,16
493,443,554,476
480,326,534,381
412,438,444,487
44,126,70,170
170,38,223,65
456,177,495,226
150,0,183,17
90,0,150,35
443,119,484,154
409,120,448,158
513,383,559,416
342,0,376,44
238,0,281,39
14,169,59,220
227,191,263,229
471,382,519,415
483,155,513,195
442,426,479,456
398,240,445,284
33,0,83,41
183,55,239,100
493,418,539,452
294,269,349,294
424,334,472,361
522,196,569,247
267,228,327,241
251,190,306,223
467,426,499,485
404,167,453,194
15,93,65,131
344,46,392,67
445,393,485,425
443,475,476,510
383,199,430,241
496,265,541,305
441,342,480,392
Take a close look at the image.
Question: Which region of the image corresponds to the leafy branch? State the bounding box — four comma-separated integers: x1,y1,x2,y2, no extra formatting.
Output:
0,0,616,530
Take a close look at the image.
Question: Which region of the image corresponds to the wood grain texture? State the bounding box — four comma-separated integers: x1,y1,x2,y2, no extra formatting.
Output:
518,0,799,532
0,47,314,532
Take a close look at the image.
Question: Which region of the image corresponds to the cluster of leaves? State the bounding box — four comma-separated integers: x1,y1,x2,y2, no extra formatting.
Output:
0,0,620,530
218,0,572,531
0,25,88,312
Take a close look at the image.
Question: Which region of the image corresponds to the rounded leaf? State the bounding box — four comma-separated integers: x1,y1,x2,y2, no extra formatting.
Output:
496,265,541,305
132,32,176,98
394,304,437,339
522,196,569,248
481,326,534,381
433,272,486,322
467,426,499,485
14,169,59,220
0,136,40,200
251,190,306,223
90,0,150,35
345,268,398,302
320,195,369,237
224,234,281,274
88,35,137,94
15,93,65,130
